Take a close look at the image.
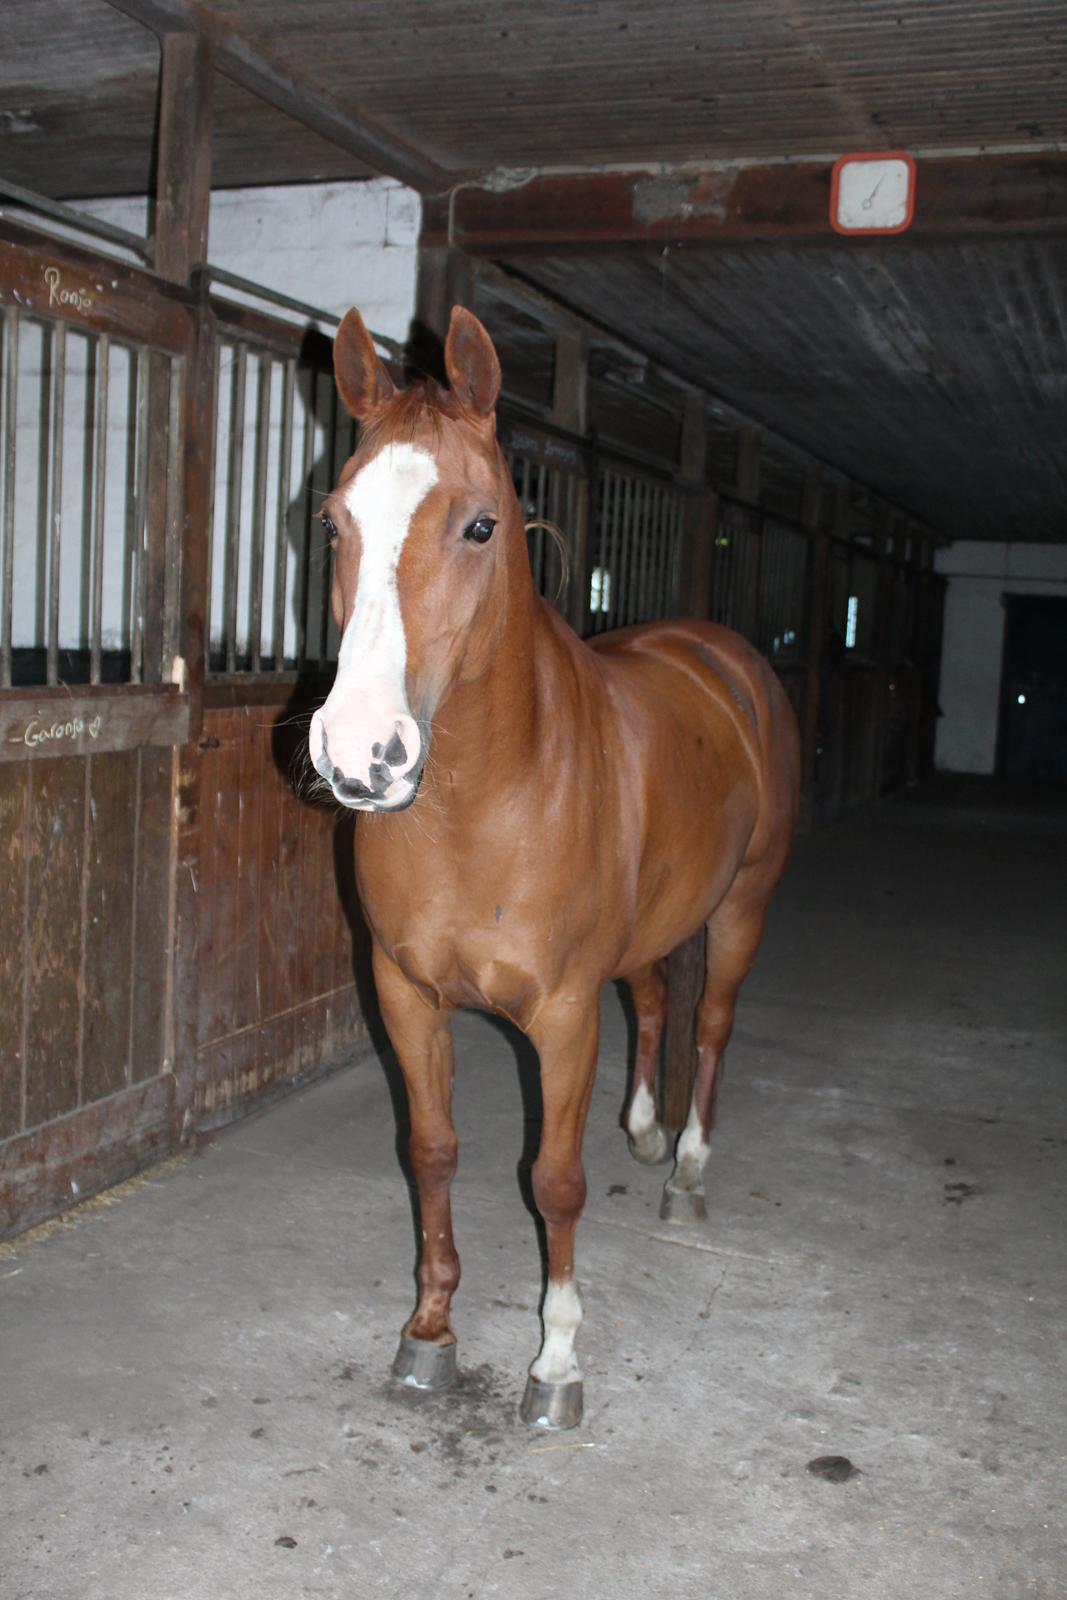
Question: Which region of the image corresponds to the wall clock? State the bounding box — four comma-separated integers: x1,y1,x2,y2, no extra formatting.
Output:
830,152,917,236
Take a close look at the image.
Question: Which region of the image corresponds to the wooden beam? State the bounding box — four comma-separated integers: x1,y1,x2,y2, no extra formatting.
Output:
426,153,1067,254
106,0,451,193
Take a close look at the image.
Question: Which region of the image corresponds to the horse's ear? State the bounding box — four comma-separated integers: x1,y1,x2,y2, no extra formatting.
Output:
444,307,501,422
333,307,395,420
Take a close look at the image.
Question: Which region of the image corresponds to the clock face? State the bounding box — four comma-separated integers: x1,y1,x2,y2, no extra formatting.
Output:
830,154,916,235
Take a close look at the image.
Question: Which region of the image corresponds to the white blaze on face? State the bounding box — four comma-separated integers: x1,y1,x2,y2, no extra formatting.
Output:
309,442,438,799
530,1279,583,1385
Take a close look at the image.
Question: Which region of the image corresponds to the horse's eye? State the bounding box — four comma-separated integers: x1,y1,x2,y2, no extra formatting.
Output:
463,515,496,544
321,516,337,540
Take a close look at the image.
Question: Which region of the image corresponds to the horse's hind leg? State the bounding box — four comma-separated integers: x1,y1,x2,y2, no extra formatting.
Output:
661,880,770,1225
622,959,671,1165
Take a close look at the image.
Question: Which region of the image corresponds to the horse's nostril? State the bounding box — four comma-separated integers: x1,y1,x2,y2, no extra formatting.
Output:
336,772,374,801
383,729,408,768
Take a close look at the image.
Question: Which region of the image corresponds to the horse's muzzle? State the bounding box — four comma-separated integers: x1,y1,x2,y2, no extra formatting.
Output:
310,716,424,812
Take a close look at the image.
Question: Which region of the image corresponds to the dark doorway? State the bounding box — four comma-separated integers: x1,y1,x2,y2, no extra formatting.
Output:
996,595,1067,781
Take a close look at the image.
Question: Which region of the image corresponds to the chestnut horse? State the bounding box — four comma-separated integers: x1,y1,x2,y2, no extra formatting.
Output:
309,306,800,1429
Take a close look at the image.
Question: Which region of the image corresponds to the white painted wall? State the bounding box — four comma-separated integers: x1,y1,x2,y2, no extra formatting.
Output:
78,178,420,342
934,541,1067,773
4,180,419,662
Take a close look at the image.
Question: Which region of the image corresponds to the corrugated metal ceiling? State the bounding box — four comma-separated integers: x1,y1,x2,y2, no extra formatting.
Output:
203,0,1067,169
514,237,1067,540
2,0,1065,539
3,0,1066,195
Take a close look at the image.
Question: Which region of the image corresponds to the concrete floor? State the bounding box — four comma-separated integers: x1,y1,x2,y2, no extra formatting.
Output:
2,777,1065,1600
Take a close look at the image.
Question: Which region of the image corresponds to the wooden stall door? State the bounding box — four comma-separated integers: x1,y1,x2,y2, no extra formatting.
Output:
0,743,180,1233
0,225,192,1236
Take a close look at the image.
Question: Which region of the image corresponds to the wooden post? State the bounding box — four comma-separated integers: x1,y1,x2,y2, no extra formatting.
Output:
677,396,714,619
566,476,592,637
143,32,214,685
870,506,896,799
149,32,215,1126
549,331,590,633
170,280,217,1113
735,426,760,503
680,393,706,482
154,34,214,283
551,330,586,436
412,244,475,371
903,523,924,786
735,429,762,641
798,468,827,832
678,491,717,620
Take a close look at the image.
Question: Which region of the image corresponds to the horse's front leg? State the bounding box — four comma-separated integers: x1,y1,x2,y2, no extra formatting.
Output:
520,995,600,1430
373,945,461,1392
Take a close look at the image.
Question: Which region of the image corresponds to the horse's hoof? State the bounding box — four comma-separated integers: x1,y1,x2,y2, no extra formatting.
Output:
519,1376,584,1430
659,1180,708,1225
627,1123,672,1166
391,1335,457,1392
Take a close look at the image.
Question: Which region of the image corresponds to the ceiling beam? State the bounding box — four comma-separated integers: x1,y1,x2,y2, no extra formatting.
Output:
105,0,452,194
426,154,1067,254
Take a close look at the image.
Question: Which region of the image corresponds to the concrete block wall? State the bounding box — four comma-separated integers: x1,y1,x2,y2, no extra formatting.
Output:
934,541,1067,773
79,178,420,340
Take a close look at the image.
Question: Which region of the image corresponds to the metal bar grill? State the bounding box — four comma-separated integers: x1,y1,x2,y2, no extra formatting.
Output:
0,316,164,689
248,357,272,672
271,358,296,669
296,367,318,671
89,334,110,685
1,307,17,688
318,382,340,671
46,322,66,687
163,355,183,672
130,346,151,685
590,464,684,632
223,344,247,674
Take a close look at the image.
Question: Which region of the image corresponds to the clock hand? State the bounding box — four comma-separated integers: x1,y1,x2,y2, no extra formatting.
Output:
862,174,887,212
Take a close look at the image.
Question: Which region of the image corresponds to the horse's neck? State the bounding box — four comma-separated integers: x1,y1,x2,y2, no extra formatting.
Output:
425,550,567,805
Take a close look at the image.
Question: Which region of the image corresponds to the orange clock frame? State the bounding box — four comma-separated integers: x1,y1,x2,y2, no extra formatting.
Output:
829,151,917,237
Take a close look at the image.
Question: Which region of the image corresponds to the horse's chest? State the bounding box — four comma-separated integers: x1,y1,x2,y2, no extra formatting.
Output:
358,843,576,1018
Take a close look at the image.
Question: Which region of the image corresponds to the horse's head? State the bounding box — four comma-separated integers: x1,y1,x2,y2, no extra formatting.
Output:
309,305,515,811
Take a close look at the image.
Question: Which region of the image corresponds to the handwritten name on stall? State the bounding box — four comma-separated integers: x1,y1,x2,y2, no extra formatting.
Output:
10,710,104,749
43,266,94,315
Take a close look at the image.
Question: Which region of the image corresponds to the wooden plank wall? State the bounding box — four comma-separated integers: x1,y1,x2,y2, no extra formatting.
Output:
190,698,369,1131
0,747,175,1233
0,701,373,1238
